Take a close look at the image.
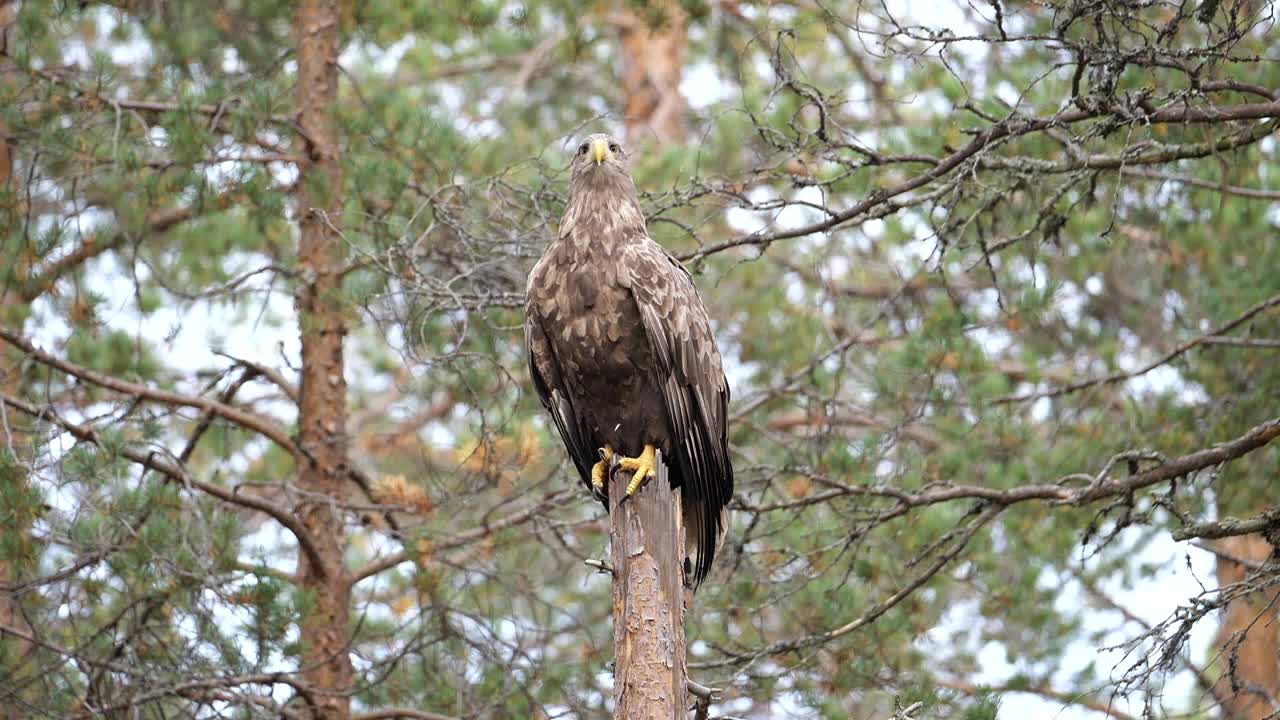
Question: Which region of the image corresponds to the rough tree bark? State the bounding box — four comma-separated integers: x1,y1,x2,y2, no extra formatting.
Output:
615,1,687,146
292,1,354,718
1212,534,1279,720
608,451,689,720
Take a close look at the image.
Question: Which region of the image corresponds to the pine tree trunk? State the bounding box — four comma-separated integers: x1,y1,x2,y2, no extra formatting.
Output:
1212,534,1279,720
293,2,354,718
616,1,687,146
608,452,689,720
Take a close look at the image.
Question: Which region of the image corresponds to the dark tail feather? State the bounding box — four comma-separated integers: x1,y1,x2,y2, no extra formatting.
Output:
683,493,726,591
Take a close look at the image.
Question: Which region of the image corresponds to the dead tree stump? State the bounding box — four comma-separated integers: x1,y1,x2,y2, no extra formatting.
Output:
608,450,688,720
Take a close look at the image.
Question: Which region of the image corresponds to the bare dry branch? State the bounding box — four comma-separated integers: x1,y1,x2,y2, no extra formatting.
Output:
0,327,302,458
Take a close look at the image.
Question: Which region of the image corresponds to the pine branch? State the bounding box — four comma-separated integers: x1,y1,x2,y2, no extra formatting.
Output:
0,392,329,579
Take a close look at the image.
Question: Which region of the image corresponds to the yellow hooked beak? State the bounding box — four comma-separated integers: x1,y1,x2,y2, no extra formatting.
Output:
590,138,610,165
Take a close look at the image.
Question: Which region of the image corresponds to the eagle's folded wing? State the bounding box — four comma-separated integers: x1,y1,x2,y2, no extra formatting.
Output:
621,239,733,587
525,288,597,499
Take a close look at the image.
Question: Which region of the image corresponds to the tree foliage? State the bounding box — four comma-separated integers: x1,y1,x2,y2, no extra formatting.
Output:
1,0,1278,718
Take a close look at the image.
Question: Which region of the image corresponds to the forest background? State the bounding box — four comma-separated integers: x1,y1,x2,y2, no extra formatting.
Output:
1,1,1279,718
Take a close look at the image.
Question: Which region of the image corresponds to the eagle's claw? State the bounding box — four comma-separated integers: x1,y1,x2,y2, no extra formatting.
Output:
590,447,613,502
618,444,657,501
590,482,608,504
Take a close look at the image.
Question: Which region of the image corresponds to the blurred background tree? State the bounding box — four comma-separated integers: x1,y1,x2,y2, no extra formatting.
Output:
1,0,1277,718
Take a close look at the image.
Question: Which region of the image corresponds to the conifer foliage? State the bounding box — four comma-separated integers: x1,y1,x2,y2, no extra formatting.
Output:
1,2,1277,718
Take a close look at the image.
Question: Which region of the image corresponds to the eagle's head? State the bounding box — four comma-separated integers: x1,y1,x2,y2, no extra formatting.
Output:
570,133,630,181
562,132,643,237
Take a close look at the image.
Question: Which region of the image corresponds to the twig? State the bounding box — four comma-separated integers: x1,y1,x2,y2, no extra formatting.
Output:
994,294,1280,404
697,505,1001,669
939,677,1138,720
680,105,1280,262
349,489,575,584
212,351,300,403
689,679,720,720
1200,336,1280,348
889,700,923,720
0,327,302,459
1174,508,1280,541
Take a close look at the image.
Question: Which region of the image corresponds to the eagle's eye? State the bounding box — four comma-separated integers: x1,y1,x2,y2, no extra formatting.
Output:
577,143,589,156
609,142,621,154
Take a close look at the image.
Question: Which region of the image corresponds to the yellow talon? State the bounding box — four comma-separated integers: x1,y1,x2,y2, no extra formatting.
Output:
619,444,657,497
591,447,614,494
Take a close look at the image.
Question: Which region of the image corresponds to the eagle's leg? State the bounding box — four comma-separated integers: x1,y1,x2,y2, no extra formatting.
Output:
618,444,658,498
591,447,614,501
